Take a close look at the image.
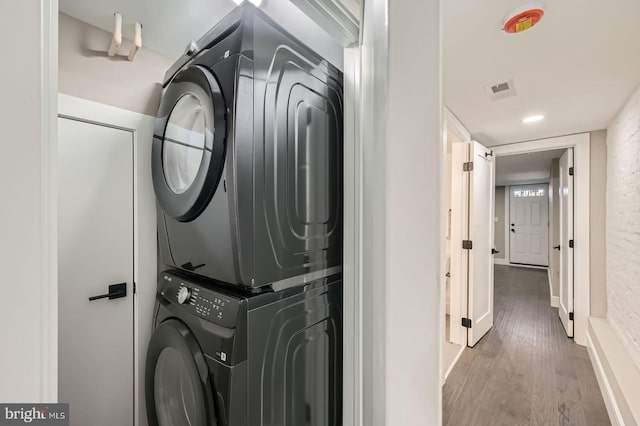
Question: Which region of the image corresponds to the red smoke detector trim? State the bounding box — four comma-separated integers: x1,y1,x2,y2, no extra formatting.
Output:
503,9,544,33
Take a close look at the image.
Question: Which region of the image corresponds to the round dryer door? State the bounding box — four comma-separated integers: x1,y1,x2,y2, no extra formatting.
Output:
152,65,227,222
145,319,218,426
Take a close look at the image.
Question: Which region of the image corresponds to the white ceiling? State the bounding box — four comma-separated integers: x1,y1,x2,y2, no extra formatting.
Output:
443,0,640,146
59,0,345,70
495,149,564,186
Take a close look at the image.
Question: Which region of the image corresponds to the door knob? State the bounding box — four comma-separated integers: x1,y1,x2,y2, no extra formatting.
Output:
511,229,515,233
553,245,561,251
89,283,127,301
492,248,500,254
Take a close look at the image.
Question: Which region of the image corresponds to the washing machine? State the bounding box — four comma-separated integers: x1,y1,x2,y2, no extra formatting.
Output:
152,4,344,288
145,270,343,426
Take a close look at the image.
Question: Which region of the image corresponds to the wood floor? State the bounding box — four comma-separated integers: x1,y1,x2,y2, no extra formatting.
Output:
443,265,610,426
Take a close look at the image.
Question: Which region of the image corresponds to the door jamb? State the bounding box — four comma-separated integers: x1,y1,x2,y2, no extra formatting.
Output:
41,0,59,403
343,45,362,426
492,133,590,346
58,94,157,426
504,185,510,264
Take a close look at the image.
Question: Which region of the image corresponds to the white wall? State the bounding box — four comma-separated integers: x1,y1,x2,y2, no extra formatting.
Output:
386,0,442,423
360,0,442,424
59,13,173,116
0,0,57,402
590,130,607,318
606,84,640,369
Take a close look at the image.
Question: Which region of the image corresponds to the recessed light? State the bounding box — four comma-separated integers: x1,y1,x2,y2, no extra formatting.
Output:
232,0,263,5
523,114,544,123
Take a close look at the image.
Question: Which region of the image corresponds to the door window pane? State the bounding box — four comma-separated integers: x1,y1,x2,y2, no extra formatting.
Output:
163,94,207,194
513,188,545,197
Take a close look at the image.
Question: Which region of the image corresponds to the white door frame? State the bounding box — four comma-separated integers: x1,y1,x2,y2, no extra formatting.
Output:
58,94,157,426
494,185,511,266
492,133,590,346
43,0,59,403
342,45,362,426
46,1,444,424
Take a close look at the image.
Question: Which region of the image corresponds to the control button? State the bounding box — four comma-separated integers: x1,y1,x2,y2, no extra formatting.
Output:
177,287,192,305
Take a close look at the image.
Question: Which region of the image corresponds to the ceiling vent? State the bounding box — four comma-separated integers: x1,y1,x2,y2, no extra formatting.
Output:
485,79,517,101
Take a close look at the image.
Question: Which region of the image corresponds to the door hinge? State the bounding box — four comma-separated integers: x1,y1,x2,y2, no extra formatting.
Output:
133,282,137,294
569,167,574,176
463,161,474,172
569,239,574,248
462,318,472,328
569,312,574,321
462,240,473,250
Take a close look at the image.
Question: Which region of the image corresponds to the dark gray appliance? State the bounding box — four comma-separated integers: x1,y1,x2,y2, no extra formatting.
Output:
152,4,344,288
145,270,343,426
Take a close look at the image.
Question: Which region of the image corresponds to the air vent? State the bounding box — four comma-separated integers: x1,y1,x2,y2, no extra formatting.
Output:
485,78,517,101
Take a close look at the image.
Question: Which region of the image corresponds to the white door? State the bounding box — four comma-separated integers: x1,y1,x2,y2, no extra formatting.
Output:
58,117,134,426
448,143,470,345
467,141,495,347
558,149,574,337
509,184,549,266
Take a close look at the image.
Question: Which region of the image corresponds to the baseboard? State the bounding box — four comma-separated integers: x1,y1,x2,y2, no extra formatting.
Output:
444,344,465,382
494,258,509,266
547,269,559,308
587,318,640,426
587,325,624,426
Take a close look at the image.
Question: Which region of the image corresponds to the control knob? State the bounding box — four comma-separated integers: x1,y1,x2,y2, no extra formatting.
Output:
177,287,192,305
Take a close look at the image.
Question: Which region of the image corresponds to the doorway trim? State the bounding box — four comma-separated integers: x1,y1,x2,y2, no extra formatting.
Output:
495,185,510,265
42,0,59,403
58,94,156,426
492,133,590,346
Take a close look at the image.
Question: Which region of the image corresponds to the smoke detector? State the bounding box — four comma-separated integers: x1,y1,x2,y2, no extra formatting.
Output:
484,79,517,101
503,1,545,34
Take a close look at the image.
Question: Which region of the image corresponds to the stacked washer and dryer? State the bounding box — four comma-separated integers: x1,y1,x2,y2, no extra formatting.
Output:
145,4,344,426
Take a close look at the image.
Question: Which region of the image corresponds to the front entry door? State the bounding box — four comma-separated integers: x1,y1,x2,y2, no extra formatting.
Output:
509,184,549,266
558,149,575,337
467,141,495,347
58,117,134,426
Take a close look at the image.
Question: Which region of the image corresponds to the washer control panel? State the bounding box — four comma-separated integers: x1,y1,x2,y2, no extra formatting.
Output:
160,273,241,328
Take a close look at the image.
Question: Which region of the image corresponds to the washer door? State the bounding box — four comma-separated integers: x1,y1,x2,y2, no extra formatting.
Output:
152,65,227,222
146,319,218,426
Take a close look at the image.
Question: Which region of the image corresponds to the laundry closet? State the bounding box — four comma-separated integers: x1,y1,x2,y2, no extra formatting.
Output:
56,1,356,425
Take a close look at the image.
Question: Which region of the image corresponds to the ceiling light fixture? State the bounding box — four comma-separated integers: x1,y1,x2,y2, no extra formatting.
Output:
232,0,263,6
523,114,544,124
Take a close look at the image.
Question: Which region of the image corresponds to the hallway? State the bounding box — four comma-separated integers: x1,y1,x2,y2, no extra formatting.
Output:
444,265,610,426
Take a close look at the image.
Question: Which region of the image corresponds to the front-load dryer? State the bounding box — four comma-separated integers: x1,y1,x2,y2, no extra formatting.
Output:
145,270,343,426
152,4,344,288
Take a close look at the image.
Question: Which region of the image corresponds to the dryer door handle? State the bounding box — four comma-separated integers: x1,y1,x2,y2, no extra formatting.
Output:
89,283,127,301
